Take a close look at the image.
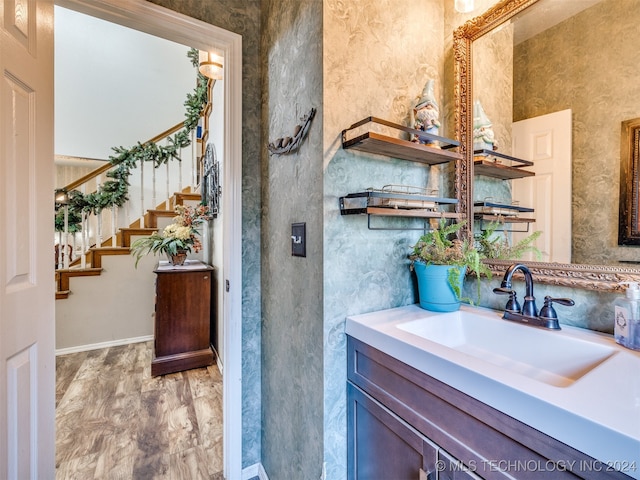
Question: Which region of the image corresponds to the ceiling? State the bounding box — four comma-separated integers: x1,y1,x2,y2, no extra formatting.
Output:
513,0,603,44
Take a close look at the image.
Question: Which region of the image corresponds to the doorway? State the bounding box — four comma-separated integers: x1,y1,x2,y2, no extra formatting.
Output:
54,1,243,477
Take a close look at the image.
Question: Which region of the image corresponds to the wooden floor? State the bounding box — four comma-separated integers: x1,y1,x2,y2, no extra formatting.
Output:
55,341,223,479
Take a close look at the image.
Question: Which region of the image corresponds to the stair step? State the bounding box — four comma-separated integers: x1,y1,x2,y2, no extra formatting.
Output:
119,228,158,248
56,290,70,300
68,249,97,267
56,268,102,293
130,218,142,228
145,209,177,229
91,247,131,268
171,192,201,208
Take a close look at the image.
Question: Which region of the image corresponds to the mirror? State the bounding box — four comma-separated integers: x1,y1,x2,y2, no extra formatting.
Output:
454,0,640,290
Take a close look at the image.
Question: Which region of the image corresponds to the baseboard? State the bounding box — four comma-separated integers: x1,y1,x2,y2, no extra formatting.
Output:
242,463,269,480
55,334,154,356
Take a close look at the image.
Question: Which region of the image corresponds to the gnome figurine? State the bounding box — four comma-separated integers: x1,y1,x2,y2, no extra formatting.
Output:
473,100,498,152
411,79,441,146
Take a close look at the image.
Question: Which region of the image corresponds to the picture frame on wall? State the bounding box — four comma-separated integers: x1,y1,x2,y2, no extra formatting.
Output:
619,118,640,246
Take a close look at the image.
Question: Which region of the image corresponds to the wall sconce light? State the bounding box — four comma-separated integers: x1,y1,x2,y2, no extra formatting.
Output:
455,0,474,13
198,51,223,80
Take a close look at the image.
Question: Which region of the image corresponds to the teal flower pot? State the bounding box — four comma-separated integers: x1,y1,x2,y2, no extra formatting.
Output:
414,262,466,312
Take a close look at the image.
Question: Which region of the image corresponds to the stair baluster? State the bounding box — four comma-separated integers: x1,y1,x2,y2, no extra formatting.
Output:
191,129,197,187
63,206,70,270
152,158,157,213
178,142,184,193
111,207,117,248
97,211,103,248
56,232,63,270
165,137,171,210
140,155,145,220
81,212,87,269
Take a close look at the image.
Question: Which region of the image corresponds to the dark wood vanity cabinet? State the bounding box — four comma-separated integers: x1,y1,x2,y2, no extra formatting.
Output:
349,382,480,480
347,336,631,480
152,261,214,376
349,382,438,480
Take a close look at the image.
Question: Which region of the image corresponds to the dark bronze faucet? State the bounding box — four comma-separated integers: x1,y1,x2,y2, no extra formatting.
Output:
493,263,574,330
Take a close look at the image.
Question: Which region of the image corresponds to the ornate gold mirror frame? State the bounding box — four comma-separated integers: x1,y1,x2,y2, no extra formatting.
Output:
453,0,640,292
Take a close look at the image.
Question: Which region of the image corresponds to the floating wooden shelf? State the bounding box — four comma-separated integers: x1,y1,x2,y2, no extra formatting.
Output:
341,191,458,216
340,190,460,229
361,207,461,219
474,200,534,216
342,117,462,166
474,214,535,223
474,149,534,180
474,214,536,233
340,117,462,231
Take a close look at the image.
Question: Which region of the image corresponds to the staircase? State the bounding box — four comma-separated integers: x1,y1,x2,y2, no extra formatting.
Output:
55,189,202,300
54,73,214,303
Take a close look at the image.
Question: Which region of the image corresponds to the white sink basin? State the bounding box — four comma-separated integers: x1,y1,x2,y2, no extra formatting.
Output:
396,309,616,387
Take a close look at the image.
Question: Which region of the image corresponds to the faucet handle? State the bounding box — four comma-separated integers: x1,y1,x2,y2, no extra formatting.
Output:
493,287,512,294
493,287,521,313
547,297,575,307
539,296,575,320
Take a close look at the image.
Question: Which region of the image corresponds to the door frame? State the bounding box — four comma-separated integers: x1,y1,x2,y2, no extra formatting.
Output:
55,1,243,478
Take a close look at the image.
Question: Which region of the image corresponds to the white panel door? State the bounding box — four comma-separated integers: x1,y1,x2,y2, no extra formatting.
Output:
0,0,55,478
512,109,572,263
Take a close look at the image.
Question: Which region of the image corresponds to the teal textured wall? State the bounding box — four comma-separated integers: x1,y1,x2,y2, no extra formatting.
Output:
261,0,324,478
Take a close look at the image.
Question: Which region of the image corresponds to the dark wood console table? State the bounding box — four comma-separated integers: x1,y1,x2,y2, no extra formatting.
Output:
152,260,214,376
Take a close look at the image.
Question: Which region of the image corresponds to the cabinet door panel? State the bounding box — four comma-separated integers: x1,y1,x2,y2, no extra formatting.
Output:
348,383,437,480
438,449,483,480
155,270,211,356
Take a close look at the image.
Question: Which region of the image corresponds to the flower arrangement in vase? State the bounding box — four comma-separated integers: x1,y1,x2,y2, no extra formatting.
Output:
131,203,212,267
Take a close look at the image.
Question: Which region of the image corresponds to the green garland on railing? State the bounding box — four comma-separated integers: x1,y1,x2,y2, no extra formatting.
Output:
55,48,209,232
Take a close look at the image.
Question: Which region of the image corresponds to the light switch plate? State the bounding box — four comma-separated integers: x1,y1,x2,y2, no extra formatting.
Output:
291,222,306,257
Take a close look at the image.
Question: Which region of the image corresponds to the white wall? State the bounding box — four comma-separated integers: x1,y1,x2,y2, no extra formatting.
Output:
55,253,157,351
54,5,196,160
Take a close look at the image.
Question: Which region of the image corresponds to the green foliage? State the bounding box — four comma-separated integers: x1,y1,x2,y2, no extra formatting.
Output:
59,48,209,231
447,266,464,301
54,208,82,233
475,222,542,260
130,204,211,267
410,219,490,277
410,219,492,303
130,233,186,267
187,48,200,68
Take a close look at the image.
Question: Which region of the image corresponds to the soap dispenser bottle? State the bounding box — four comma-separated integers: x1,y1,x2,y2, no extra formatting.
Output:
614,281,640,350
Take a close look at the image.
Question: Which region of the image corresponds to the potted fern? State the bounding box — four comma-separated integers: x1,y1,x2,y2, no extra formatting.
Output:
475,222,542,260
410,219,491,312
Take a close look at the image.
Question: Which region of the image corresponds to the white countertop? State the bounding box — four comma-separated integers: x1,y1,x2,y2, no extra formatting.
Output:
346,304,640,478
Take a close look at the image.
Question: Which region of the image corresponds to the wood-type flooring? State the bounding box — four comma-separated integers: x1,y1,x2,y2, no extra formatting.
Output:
55,341,223,479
